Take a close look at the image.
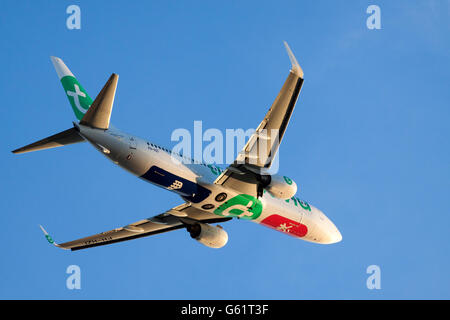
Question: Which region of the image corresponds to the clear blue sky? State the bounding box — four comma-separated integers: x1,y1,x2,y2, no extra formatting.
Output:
1,1,449,299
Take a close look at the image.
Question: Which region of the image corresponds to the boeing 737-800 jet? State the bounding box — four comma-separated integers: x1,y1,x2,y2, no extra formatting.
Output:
13,42,342,250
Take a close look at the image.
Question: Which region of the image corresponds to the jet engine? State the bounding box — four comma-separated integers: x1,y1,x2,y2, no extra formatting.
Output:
187,223,228,249
264,174,298,200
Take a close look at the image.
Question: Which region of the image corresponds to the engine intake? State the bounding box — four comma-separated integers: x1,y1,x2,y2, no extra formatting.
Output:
187,223,228,249
265,174,298,200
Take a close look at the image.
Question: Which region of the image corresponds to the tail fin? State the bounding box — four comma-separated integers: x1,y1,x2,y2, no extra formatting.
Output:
79,73,118,130
12,127,84,154
12,59,118,154
51,56,93,120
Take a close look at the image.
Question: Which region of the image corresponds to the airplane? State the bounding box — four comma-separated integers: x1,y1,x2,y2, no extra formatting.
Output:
13,42,342,251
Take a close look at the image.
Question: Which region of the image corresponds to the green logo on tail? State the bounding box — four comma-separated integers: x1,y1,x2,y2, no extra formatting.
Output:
61,76,93,120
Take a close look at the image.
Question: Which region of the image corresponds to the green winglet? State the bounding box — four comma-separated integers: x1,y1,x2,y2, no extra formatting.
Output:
38,225,69,250
39,225,55,244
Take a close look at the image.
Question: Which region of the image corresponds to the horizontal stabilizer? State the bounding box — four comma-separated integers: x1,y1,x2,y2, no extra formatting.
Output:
80,73,118,129
12,127,84,154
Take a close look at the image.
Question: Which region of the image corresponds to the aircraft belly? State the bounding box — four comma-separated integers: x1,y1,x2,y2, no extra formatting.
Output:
81,127,313,240
140,165,211,203
185,185,311,239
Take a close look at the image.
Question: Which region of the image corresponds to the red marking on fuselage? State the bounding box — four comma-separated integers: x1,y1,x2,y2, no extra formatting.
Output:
261,214,308,238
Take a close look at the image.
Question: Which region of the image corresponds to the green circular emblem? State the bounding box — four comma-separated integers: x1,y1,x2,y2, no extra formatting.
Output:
213,194,263,220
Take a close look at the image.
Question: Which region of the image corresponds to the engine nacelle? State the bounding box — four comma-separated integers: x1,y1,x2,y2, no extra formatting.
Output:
265,175,298,200
187,223,228,249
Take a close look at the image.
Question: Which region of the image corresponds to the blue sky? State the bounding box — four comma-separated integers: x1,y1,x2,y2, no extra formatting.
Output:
0,1,449,299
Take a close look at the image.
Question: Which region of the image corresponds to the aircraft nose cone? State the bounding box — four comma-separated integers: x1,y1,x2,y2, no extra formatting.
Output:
326,227,342,244
316,209,342,244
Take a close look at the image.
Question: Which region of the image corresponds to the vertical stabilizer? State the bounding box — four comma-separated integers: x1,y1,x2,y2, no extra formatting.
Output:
51,56,93,120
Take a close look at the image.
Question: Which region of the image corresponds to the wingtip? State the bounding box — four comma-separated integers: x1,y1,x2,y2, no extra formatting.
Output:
283,41,304,79
111,73,119,81
39,225,66,249
11,146,25,154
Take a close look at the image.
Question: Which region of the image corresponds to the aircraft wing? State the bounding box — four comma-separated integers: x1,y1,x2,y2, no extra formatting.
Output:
40,203,231,251
214,42,304,196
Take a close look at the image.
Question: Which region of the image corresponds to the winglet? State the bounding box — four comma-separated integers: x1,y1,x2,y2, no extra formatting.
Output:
283,41,304,79
39,225,67,249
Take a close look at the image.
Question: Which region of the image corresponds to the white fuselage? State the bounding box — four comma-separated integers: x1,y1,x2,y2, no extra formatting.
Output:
77,124,342,245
